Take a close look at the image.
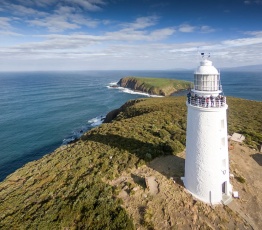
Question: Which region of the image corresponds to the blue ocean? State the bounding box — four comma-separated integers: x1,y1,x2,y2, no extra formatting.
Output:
0,70,261,181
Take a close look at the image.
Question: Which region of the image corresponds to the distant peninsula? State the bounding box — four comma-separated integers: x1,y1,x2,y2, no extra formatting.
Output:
116,77,192,96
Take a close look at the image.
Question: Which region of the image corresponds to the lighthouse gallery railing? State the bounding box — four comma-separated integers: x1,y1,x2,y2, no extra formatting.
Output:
187,95,226,108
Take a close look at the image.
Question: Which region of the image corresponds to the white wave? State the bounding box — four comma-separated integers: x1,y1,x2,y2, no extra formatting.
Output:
62,137,75,145
117,87,163,98
88,116,105,127
109,82,118,86
62,115,105,145
106,82,118,89
107,81,163,97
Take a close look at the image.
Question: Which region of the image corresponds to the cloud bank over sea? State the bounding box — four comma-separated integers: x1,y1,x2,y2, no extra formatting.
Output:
0,0,262,71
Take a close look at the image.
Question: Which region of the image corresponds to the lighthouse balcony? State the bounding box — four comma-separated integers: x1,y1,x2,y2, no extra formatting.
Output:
187,96,226,109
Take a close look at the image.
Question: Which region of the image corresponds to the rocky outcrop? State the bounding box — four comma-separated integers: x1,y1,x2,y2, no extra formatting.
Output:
104,99,146,123
118,77,140,91
103,108,120,123
117,77,191,96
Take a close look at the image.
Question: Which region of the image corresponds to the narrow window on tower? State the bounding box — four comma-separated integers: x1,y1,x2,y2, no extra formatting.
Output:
222,159,226,169
221,119,224,129
221,137,225,146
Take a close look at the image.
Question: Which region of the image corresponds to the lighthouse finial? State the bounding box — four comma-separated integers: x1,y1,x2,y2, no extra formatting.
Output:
200,52,211,59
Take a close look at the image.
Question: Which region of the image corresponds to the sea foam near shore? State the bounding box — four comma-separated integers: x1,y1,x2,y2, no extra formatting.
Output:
62,115,105,145
107,82,163,98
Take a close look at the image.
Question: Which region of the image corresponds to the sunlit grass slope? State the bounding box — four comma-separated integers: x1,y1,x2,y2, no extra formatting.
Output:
0,96,261,229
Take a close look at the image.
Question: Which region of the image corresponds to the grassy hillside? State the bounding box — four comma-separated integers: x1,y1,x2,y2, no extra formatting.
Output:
118,77,192,96
0,96,261,229
227,97,262,149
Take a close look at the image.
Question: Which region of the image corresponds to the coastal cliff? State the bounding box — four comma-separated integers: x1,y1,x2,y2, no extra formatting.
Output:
117,77,191,96
0,97,261,229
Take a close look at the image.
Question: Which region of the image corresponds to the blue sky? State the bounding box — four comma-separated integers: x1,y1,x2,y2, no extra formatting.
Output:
0,0,262,71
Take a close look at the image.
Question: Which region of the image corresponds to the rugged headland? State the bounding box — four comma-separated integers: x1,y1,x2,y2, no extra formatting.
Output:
117,77,192,96
0,97,261,229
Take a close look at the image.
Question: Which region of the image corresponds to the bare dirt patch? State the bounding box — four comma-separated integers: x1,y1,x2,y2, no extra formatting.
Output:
110,143,261,229
228,142,262,230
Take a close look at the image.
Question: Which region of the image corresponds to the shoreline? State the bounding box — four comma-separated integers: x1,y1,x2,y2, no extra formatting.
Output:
107,83,164,98
0,114,106,182
0,96,261,228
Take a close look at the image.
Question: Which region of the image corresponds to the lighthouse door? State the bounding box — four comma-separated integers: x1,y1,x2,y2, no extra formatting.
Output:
222,182,226,194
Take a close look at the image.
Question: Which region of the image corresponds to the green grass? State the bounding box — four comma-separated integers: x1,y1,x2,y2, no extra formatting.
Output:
130,77,191,88
118,77,192,96
0,96,261,229
235,176,246,183
227,97,262,149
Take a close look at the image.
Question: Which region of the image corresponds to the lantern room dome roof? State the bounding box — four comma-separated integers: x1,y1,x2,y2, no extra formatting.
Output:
194,59,219,75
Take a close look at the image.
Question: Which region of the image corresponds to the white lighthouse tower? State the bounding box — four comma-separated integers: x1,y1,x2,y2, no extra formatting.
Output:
184,54,232,204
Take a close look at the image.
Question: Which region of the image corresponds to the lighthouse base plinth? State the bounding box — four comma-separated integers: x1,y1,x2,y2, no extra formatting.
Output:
183,182,232,205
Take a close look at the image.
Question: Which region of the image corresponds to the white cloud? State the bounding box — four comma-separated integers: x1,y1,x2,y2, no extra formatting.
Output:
244,30,262,37
169,33,262,67
16,0,54,8
0,17,23,37
0,22,176,62
1,27,261,70
15,0,106,10
0,31,22,36
64,0,106,11
100,16,174,42
178,24,196,33
149,28,175,40
200,25,216,33
1,0,104,32
54,6,76,14
3,2,48,16
178,24,215,33
121,16,158,30
222,37,262,47
0,17,12,30
69,14,99,28
27,4,100,32
104,27,175,42
29,16,80,32
170,36,262,53
0,0,261,71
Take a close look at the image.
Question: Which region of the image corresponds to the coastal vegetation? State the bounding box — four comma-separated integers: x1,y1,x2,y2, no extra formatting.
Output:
0,96,261,229
117,77,192,96
227,97,262,149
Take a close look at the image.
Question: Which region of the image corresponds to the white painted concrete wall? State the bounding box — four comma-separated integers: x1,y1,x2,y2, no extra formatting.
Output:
184,104,231,204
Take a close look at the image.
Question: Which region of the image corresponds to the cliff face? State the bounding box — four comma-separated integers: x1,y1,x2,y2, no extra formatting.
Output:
117,77,191,96
103,98,145,123
0,97,261,229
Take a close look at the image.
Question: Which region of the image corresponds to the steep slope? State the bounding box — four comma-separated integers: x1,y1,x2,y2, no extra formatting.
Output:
0,96,261,229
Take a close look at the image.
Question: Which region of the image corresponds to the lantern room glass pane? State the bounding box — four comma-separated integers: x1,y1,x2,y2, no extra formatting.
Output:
194,74,220,91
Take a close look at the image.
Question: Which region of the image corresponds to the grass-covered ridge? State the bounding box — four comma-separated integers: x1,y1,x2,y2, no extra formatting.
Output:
0,96,261,229
118,77,192,96
227,97,262,149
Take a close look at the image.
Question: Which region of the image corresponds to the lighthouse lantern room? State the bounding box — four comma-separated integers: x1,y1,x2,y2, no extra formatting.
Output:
184,54,232,205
